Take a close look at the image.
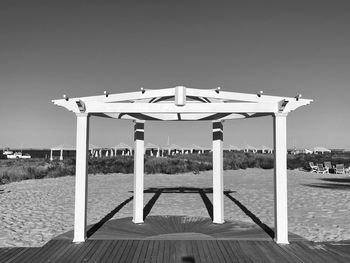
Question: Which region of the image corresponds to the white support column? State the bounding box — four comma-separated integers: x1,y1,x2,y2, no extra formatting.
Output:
133,120,145,224
273,113,289,244
73,113,90,243
212,121,224,224
50,150,53,161
60,149,63,161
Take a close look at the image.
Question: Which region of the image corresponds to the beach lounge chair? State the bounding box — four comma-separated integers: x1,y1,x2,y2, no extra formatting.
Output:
308,162,318,173
335,164,345,174
316,163,328,174
324,161,334,173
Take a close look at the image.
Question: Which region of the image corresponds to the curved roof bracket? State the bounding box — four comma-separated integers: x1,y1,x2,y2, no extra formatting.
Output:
278,100,289,112
76,100,86,113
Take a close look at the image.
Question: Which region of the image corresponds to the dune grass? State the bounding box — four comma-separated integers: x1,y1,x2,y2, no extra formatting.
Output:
1,152,349,185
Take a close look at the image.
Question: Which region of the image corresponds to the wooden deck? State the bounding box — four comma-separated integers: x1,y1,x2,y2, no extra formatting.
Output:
1,216,350,262
2,239,350,262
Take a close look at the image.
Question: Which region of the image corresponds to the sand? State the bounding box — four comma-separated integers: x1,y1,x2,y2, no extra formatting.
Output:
0,169,349,247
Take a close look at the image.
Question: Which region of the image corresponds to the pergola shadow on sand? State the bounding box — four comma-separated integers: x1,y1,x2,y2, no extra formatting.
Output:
53,86,312,244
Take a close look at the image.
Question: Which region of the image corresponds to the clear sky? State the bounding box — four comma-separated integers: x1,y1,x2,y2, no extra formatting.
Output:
1,0,349,150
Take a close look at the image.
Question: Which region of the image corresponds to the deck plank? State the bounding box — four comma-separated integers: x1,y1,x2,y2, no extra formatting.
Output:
0,248,24,262
228,241,254,263
150,240,160,263
221,241,242,263
322,243,350,261
123,240,140,263
215,240,232,263
207,239,226,263
63,240,95,263
33,240,69,263
188,240,200,262
77,240,103,262
143,240,155,263
129,240,144,263
136,240,149,263
156,239,165,263
117,239,134,262
162,240,171,263
99,240,120,263
0,247,40,263
86,240,113,262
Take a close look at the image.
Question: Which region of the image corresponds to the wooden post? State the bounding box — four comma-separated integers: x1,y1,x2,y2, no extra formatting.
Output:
50,149,53,161
212,121,224,224
133,121,145,223
60,148,63,161
273,113,289,244
73,113,90,243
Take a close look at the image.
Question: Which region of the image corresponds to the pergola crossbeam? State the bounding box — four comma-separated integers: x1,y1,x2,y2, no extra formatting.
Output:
73,102,279,114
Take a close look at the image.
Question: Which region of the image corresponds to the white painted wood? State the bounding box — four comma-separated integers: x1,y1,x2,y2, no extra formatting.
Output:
60,149,63,161
50,150,53,161
273,113,289,244
186,88,312,104
82,102,279,114
133,121,145,224
73,113,90,243
52,87,312,119
212,121,224,224
84,88,176,102
175,86,186,106
101,112,267,121
52,87,312,105
281,100,312,113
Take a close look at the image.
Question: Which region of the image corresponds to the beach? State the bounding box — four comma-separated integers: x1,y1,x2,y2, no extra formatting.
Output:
0,169,349,247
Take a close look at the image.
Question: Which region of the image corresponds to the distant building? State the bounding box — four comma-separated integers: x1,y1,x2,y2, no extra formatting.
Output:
243,145,258,153
113,143,133,156
145,142,161,157
227,145,242,152
260,145,273,154
313,147,331,154
288,148,313,155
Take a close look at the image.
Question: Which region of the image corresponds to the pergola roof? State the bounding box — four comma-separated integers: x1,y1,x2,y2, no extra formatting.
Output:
313,146,331,152
145,142,160,149
244,145,258,150
113,143,132,149
52,86,312,121
228,145,241,151
164,143,184,150
261,145,273,151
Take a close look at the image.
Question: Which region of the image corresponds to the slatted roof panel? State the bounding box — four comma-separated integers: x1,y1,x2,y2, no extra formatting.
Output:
52,86,312,121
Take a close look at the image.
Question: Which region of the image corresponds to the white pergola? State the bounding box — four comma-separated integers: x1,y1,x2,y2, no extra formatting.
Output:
52,86,312,244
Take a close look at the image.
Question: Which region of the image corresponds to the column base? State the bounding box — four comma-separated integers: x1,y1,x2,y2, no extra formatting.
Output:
274,237,289,245
213,220,225,224
132,219,144,224
73,236,86,243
